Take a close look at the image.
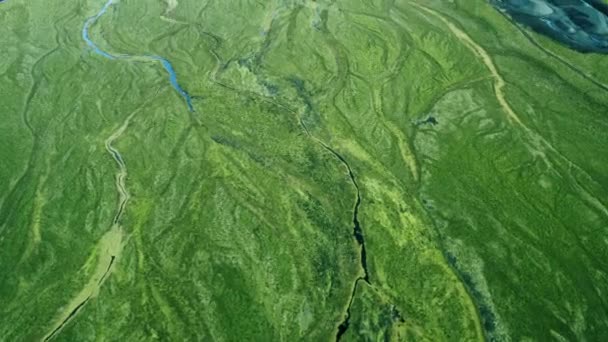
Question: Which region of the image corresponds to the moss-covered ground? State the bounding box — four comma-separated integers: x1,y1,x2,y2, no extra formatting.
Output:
1,0,607,340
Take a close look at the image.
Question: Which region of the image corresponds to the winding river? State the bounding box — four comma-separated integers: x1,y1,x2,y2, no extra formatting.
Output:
83,0,195,111
41,2,195,339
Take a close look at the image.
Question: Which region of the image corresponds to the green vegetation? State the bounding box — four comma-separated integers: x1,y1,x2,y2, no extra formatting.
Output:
1,0,607,340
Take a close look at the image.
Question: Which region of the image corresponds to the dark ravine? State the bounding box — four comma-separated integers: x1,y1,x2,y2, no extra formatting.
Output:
328,144,371,341
97,256,116,285
211,69,373,339
323,147,371,285
43,254,117,341
43,297,91,342
335,277,365,341
288,77,371,340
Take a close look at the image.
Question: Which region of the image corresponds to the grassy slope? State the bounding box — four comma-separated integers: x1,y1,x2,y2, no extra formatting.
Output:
412,1,608,340
0,0,607,341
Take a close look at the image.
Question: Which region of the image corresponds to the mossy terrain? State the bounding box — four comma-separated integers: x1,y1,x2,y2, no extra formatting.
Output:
1,0,607,341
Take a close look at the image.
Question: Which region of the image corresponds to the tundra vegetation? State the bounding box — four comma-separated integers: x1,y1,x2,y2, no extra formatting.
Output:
1,0,607,341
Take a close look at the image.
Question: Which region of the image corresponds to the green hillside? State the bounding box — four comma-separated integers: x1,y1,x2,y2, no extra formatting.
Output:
1,0,607,341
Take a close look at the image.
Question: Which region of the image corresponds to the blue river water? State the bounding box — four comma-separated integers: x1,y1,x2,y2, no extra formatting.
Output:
83,0,194,111
491,0,608,53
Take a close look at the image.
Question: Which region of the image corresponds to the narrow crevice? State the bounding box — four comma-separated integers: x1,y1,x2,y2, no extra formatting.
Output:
43,297,91,342
288,77,371,341
43,254,116,341
113,199,126,225
335,278,364,341
97,255,116,285
322,146,370,284
330,148,370,340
